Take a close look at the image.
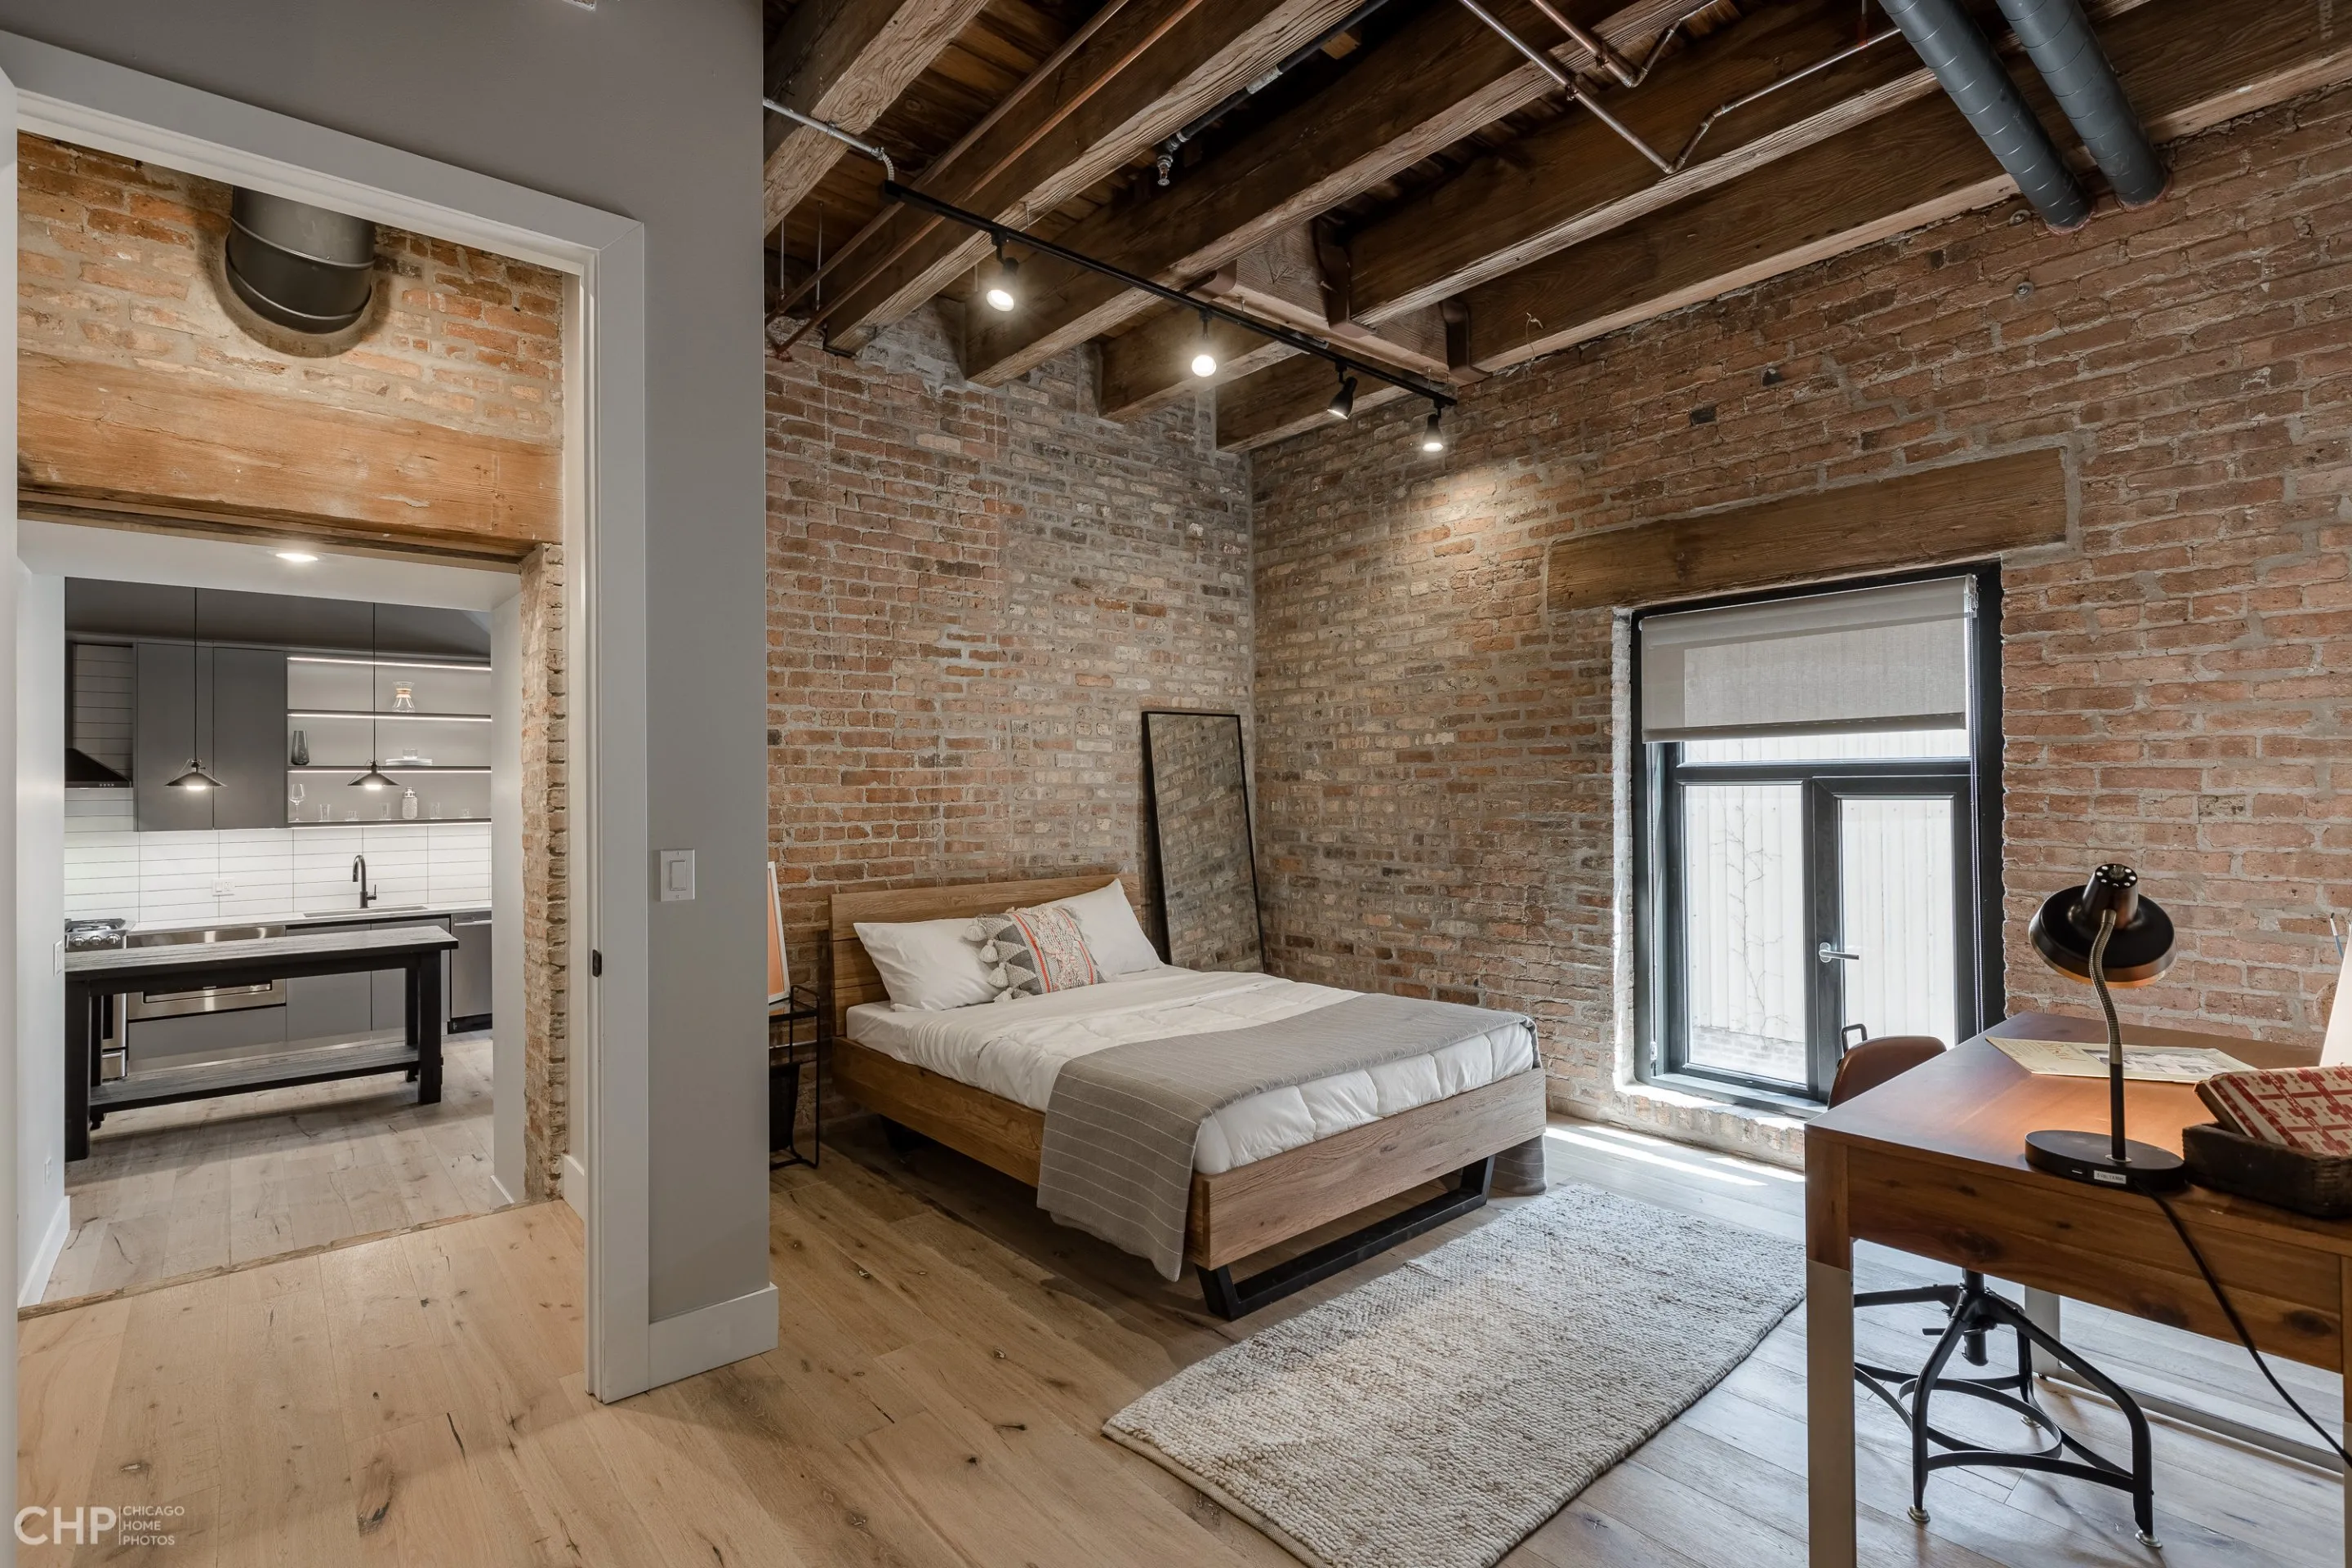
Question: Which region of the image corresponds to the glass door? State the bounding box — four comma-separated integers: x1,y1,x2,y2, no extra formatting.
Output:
1655,733,1981,1102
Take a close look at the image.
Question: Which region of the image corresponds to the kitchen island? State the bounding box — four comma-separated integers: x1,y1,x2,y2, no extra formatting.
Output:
65,924,458,1161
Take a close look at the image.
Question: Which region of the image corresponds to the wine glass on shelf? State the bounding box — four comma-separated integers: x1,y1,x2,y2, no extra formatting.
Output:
288,781,305,824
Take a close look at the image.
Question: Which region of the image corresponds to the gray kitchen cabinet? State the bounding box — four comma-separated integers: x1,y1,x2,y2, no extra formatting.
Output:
132,642,287,831
451,913,492,1027
133,642,213,831
209,646,289,829
284,968,374,1049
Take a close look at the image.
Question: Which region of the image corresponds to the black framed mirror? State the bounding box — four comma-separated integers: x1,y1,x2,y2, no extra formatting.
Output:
1141,709,1264,972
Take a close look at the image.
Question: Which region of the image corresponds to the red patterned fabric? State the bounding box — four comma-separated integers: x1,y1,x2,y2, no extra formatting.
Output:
2199,1065,2352,1156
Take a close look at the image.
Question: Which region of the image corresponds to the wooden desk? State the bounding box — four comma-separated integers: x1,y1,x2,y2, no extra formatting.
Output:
1806,1011,2346,1566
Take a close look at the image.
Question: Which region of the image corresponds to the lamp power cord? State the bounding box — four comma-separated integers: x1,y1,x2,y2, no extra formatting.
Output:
2144,1186,2352,1471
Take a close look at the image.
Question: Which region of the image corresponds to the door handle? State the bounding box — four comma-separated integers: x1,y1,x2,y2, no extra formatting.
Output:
1817,942,1862,964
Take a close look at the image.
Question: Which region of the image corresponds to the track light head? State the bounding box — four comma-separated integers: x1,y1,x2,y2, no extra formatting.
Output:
1421,405,1447,453
1190,310,1217,379
984,239,1018,313
1326,375,1357,421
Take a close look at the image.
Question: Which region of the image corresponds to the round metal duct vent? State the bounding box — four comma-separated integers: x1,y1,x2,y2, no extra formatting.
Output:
225,189,377,335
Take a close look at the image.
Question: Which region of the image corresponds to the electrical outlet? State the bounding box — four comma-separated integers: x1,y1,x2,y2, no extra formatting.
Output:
214,880,235,898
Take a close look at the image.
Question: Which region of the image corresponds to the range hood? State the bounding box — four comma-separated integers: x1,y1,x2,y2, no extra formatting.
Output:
67,746,131,786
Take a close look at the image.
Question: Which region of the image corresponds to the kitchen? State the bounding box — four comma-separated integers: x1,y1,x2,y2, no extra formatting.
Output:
29,572,515,1303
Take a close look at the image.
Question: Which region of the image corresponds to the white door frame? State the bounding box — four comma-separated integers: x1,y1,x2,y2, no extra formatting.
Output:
0,32,655,1400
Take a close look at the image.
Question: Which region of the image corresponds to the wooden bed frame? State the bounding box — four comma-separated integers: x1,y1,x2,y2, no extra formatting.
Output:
826,871,1546,1317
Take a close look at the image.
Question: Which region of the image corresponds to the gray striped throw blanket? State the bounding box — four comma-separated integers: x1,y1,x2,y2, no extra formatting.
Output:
1037,994,1533,1280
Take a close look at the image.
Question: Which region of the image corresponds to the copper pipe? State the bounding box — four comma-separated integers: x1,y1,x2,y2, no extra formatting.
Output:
1523,0,1639,85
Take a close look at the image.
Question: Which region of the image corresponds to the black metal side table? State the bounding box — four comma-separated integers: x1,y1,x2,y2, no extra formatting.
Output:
768,982,825,1169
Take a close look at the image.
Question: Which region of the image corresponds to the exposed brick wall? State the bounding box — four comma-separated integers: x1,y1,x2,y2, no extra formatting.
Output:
764,307,1251,987
1250,88,2352,1163
18,132,563,439
519,545,569,1200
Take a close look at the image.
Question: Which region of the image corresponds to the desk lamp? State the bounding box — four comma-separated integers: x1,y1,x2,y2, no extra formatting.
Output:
2024,862,2186,1191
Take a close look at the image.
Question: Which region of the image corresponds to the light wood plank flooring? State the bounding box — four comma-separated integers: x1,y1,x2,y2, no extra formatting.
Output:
16,1113,2337,1565
41,1033,505,1305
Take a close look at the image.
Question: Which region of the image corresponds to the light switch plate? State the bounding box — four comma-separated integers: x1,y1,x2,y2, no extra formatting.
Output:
659,849,696,902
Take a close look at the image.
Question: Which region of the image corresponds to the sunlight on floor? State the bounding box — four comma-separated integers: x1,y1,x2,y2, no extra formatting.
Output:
1544,1125,1768,1187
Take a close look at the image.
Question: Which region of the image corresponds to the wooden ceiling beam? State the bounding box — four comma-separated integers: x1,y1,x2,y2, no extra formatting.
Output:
1213,342,1410,449
762,0,996,236
1218,0,2352,446
1094,225,1448,421
816,0,1368,353
1344,0,1943,325
1467,0,2352,368
958,0,1714,390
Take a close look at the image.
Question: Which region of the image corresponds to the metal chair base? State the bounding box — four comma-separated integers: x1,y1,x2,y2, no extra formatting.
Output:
1855,1271,2159,1548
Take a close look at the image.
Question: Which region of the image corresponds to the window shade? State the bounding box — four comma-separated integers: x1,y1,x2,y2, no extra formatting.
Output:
1639,577,1973,743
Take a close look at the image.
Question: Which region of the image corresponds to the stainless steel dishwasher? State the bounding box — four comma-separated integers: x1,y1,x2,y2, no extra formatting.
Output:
451,913,492,1030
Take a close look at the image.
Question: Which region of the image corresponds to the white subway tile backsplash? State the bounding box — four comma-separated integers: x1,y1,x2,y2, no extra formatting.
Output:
63,790,493,925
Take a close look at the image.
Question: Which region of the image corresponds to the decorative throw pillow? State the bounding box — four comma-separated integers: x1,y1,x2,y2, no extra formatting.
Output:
967,904,1102,1002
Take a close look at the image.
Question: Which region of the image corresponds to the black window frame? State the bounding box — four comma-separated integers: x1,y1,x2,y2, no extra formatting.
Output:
1631,562,2006,1111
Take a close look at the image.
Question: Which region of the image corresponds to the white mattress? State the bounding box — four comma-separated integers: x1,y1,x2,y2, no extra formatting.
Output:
844,968,1535,1175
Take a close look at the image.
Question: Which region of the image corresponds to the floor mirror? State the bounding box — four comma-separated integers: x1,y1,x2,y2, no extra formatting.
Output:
1142,709,1265,972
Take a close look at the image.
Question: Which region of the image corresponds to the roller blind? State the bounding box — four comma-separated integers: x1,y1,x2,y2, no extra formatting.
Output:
1639,577,1974,742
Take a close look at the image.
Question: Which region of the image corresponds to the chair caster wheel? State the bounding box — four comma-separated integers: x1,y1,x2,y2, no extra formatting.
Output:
1908,1506,1930,1526
2136,1530,2162,1549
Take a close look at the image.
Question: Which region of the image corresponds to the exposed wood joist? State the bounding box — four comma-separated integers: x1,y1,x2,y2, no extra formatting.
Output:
19,355,562,554
762,0,997,236
1094,0,1936,428
1468,0,2352,368
957,0,1693,388
1096,225,1446,420
812,0,1369,352
1345,0,1941,324
1544,448,2069,613
1213,342,1411,449
1218,0,2352,447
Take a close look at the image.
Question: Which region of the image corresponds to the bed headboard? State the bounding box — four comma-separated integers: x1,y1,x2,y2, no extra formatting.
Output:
826,871,1143,1037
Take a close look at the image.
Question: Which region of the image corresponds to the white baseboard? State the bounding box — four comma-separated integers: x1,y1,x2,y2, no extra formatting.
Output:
19,1195,69,1309
646,1281,777,1388
561,1152,586,1218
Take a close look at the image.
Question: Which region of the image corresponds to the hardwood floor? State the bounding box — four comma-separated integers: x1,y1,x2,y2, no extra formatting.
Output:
39,1032,505,1306
15,1111,2337,1565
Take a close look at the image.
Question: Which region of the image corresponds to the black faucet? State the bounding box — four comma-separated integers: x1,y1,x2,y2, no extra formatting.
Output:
353,855,376,909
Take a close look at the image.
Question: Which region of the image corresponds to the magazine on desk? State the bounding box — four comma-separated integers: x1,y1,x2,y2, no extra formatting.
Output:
1992,1036,2254,1083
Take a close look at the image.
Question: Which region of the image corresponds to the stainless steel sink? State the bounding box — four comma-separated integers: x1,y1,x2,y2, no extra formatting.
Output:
126,924,285,948
301,905,426,918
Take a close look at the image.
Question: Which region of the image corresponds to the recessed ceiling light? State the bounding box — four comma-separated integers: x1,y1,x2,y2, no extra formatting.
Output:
276,549,319,564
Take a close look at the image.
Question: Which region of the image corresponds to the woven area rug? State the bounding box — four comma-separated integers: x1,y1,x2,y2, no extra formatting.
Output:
1104,1184,1802,1568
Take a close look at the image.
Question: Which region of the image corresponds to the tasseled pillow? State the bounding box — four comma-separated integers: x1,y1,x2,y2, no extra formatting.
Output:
966,904,1102,1002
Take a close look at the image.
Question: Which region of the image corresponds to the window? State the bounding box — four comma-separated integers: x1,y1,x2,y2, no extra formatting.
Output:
1633,568,2002,1106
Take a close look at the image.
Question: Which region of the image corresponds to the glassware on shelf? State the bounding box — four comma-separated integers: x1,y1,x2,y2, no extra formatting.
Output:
290,728,310,766
402,788,420,821
288,782,306,821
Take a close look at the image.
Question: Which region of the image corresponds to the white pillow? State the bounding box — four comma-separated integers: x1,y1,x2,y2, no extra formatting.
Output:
853,916,998,1011
1049,880,1164,977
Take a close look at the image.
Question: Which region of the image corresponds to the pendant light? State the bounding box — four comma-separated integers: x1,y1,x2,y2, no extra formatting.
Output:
167,587,223,791
1420,403,1449,453
348,603,398,791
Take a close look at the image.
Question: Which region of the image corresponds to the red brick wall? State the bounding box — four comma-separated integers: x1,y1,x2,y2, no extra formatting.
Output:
764,309,1252,979
18,132,563,439
1250,88,2352,1159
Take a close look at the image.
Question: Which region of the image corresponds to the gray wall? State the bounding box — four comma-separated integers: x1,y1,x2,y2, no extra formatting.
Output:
15,569,62,1306
0,0,773,1321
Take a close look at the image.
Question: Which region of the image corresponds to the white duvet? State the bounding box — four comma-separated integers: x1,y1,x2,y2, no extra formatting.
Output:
844,967,1536,1175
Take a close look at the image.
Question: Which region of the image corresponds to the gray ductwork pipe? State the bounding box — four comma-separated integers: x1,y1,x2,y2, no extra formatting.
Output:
225,189,377,334
1995,0,2166,207
1878,0,2091,232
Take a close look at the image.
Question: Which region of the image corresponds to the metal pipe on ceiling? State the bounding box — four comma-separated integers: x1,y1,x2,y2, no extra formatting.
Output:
1449,0,1672,172
1875,0,2091,230
1154,0,1403,187
1993,0,2166,207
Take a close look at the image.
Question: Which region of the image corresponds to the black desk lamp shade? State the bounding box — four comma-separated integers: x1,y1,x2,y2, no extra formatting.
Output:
2023,864,2187,1190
